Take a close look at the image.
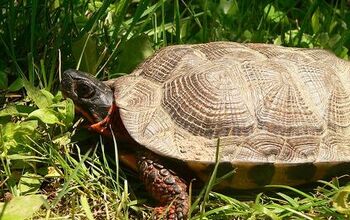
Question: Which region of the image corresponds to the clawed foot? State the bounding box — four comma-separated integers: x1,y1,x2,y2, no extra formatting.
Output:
138,156,189,220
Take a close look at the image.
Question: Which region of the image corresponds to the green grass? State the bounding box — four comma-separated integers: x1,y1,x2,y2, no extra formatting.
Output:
2,0,350,219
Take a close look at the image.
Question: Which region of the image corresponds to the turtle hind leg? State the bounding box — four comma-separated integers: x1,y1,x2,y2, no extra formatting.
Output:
138,156,189,220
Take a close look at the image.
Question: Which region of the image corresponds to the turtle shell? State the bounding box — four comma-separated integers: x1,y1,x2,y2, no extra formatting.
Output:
112,41,350,163
110,42,350,187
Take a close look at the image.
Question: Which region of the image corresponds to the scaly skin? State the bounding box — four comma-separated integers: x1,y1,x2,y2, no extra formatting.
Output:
138,156,189,220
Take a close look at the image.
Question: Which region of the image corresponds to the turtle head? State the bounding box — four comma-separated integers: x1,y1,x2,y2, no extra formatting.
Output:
61,69,116,134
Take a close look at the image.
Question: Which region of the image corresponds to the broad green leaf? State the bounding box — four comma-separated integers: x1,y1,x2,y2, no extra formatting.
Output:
274,30,313,47
53,91,63,103
28,108,62,125
0,116,10,126
0,195,46,220
1,120,38,155
116,34,154,74
52,0,60,9
243,30,252,40
0,105,35,117
317,32,330,46
17,120,38,133
219,0,238,16
264,4,288,24
337,46,348,60
1,123,17,155
18,173,43,195
2,122,16,139
57,98,75,126
23,79,52,109
329,34,342,48
0,70,8,89
0,105,21,117
65,98,75,125
311,9,320,33
88,1,103,11
72,33,99,74
40,89,54,101
329,20,338,34
333,185,350,214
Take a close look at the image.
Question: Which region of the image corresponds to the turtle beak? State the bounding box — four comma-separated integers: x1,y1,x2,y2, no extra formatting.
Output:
60,69,114,124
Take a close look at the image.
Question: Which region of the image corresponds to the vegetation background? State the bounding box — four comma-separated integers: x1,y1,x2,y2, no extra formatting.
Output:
1,0,350,219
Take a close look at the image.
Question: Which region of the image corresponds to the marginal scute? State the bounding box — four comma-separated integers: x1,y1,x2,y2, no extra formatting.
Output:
286,137,320,161
323,133,350,161
173,130,213,161
325,162,350,179
239,133,284,162
286,163,316,181
114,42,350,163
248,163,275,186
318,142,337,161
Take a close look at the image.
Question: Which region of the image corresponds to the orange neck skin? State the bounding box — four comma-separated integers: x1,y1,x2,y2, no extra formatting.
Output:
89,103,117,136
88,104,136,144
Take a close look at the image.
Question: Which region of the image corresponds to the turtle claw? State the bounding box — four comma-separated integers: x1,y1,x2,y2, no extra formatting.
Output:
138,156,189,220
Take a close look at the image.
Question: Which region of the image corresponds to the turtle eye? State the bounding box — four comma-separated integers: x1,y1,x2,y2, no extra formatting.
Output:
75,82,95,99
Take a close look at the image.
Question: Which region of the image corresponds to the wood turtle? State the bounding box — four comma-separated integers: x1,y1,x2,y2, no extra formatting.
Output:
61,42,350,219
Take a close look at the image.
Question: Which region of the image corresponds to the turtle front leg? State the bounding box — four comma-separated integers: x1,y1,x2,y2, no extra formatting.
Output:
138,156,189,220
